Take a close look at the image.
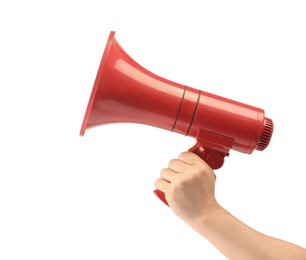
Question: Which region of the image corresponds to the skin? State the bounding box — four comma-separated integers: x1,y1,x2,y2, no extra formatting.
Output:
154,151,306,260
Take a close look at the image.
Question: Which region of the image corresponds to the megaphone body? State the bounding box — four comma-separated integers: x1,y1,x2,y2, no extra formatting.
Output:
80,31,273,205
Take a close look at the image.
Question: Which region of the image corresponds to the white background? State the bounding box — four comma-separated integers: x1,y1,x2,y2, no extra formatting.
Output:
0,1,305,259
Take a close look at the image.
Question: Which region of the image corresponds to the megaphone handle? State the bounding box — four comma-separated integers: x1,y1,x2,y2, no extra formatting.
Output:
153,189,169,206
154,142,227,207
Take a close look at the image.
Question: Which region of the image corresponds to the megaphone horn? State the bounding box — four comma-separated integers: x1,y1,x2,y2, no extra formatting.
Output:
80,31,273,206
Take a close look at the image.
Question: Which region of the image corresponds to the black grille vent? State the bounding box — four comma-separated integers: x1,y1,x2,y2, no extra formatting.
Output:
257,118,273,151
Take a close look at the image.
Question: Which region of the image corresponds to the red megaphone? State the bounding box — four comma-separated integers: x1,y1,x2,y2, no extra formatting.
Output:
80,31,273,206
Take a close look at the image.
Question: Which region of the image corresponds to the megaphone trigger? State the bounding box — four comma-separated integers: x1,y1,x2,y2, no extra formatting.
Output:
188,128,234,170
188,143,226,170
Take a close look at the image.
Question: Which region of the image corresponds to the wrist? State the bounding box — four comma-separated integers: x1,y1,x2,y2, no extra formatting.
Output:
187,199,223,231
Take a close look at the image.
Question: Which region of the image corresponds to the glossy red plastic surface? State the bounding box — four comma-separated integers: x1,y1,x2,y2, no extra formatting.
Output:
80,31,274,206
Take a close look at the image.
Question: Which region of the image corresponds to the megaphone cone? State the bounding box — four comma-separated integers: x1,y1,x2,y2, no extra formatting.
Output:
80,31,189,137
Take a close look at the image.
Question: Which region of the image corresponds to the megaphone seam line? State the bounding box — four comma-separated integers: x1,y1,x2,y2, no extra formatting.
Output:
186,90,201,136
171,85,187,132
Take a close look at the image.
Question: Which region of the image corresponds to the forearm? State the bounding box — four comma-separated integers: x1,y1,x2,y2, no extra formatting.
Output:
188,203,306,260
155,152,306,259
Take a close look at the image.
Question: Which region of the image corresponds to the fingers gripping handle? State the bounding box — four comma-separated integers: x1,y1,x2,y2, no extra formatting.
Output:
153,143,228,206
154,130,233,206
